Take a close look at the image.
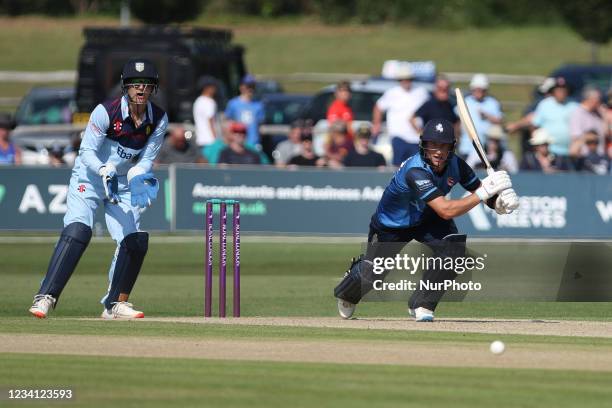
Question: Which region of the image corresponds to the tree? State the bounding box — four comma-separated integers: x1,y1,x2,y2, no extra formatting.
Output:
559,0,612,63
130,0,206,24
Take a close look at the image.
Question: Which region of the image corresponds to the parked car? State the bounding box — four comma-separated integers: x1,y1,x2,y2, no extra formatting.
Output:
258,93,312,160
302,77,434,162
531,64,612,105
12,87,82,165
15,87,76,126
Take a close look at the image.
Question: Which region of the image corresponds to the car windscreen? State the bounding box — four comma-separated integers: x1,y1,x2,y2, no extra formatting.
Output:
264,98,310,125
307,91,382,122
16,94,76,125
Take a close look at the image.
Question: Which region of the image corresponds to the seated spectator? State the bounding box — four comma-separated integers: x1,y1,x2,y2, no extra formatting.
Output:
411,76,459,135
570,130,609,175
325,121,354,169
272,119,304,165
343,125,387,169
327,81,353,138
62,131,83,167
466,125,518,173
203,122,269,165
531,77,578,158
520,128,572,173
569,87,606,157
48,143,66,167
0,113,21,165
218,122,261,165
288,130,326,167
156,126,207,165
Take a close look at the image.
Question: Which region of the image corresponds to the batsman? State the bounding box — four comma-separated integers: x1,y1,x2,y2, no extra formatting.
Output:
28,59,167,319
334,119,519,322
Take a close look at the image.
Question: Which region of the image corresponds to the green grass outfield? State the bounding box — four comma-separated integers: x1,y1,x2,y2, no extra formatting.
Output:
2,239,612,407
2,15,612,117
2,353,611,408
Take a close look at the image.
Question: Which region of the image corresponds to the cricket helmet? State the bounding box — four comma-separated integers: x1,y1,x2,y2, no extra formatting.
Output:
419,119,456,163
121,58,159,89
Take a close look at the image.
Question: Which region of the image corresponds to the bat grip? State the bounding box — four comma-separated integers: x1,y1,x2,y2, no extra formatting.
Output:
486,167,495,175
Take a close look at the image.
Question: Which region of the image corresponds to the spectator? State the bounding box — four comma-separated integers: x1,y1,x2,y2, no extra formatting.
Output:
48,143,66,167
325,120,354,169
327,80,353,137
343,125,387,169
570,130,609,175
411,76,459,135
531,77,578,158
506,77,556,155
520,128,572,173
569,87,606,156
193,77,218,147
372,64,429,165
203,121,269,165
155,126,207,165
457,74,503,158
218,122,261,165
465,125,518,174
63,131,83,168
288,130,326,167
0,113,21,165
225,74,265,146
272,119,304,165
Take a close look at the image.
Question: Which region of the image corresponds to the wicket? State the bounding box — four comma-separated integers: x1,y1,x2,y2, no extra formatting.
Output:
205,199,240,317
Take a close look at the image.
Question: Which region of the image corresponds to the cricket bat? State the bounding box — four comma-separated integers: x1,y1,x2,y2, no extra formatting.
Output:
455,88,494,175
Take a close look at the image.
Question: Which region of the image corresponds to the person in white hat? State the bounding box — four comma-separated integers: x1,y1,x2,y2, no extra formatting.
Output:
457,73,503,158
465,125,518,173
530,77,579,158
372,63,429,166
520,128,571,173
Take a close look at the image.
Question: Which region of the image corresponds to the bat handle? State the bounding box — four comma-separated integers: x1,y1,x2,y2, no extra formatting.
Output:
486,167,495,175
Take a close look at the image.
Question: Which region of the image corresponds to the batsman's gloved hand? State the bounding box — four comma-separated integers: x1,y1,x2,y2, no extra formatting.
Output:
99,163,120,204
127,167,159,208
495,188,519,215
475,170,512,201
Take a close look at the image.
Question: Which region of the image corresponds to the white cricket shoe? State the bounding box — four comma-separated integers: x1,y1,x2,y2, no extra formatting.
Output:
29,294,56,319
101,302,144,319
414,307,434,322
337,298,356,319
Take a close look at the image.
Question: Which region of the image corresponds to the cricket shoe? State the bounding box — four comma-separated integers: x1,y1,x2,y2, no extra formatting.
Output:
101,302,144,319
408,308,415,318
337,298,356,319
29,294,56,319
414,307,434,322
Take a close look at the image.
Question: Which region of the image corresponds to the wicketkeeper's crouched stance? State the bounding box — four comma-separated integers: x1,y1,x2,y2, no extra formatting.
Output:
334,119,519,322
29,59,168,319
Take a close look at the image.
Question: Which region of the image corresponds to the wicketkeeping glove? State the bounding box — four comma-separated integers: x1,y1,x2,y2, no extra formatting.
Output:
495,188,519,215
475,170,512,201
99,163,120,204
129,172,159,209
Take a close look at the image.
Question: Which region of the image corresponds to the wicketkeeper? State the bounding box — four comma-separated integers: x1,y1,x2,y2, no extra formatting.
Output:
29,59,168,319
334,119,519,321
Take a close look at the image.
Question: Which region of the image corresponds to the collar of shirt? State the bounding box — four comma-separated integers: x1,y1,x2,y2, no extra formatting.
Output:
121,95,153,123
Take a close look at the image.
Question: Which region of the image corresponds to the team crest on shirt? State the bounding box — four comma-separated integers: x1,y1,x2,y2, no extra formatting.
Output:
447,177,456,186
145,125,151,136
113,120,123,133
78,184,86,193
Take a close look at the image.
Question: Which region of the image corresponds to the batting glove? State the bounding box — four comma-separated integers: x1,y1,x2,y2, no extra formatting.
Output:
475,170,512,201
495,188,519,214
99,163,120,204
